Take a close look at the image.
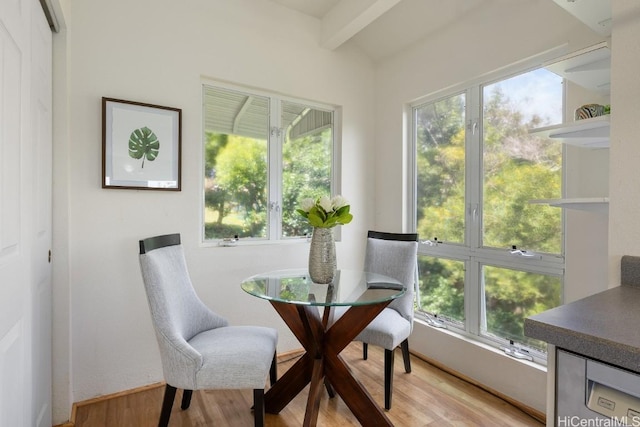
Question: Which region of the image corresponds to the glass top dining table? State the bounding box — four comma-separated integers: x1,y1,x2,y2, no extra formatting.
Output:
240,268,406,426
241,268,406,306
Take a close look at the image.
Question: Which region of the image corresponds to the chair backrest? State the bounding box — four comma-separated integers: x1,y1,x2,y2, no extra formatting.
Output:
364,231,419,322
139,233,228,387
139,232,181,254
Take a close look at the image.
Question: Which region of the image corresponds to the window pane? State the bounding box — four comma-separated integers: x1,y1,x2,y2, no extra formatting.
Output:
481,265,561,351
482,69,563,253
203,86,269,239
281,102,333,238
417,255,465,325
415,93,466,244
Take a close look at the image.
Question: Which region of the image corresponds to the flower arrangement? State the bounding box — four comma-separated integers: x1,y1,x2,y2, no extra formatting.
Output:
297,195,353,228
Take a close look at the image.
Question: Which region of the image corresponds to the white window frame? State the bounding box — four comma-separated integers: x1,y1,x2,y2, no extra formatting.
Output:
201,80,342,245
407,47,569,364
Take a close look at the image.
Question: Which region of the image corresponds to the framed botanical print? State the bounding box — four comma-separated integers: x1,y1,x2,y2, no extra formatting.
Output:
102,97,181,190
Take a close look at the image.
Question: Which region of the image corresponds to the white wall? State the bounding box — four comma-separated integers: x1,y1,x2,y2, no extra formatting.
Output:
564,80,610,304
609,1,640,285
52,0,375,422
372,0,606,413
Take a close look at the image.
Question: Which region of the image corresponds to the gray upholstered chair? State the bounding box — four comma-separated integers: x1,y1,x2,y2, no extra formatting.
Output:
138,233,278,427
351,230,419,410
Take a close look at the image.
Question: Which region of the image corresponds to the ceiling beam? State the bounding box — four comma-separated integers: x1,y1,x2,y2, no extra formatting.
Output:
320,0,403,50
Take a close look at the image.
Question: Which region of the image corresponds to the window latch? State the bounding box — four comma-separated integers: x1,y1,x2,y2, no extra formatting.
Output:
467,120,478,135
424,313,447,329
270,126,282,137
508,245,541,259
269,202,280,212
421,237,442,246
502,341,533,361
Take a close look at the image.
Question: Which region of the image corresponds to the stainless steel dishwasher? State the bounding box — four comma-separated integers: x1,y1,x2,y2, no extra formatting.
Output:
557,349,640,426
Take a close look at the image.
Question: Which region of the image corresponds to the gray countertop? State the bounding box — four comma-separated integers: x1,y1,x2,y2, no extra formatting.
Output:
524,285,640,372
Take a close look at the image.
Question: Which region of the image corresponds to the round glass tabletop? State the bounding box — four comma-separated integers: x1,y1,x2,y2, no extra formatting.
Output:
241,269,406,306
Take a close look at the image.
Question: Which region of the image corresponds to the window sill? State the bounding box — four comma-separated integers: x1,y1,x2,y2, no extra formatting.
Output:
201,237,312,248
412,317,548,371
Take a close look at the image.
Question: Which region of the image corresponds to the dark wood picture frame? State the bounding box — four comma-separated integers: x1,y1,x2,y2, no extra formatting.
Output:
102,97,182,190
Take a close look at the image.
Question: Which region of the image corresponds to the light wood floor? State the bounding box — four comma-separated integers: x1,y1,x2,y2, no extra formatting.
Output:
70,343,544,427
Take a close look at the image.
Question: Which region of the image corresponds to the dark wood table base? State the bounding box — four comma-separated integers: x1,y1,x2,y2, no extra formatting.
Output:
266,300,393,427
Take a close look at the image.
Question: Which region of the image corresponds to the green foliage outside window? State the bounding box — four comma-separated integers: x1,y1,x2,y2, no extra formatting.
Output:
415,94,466,244
483,266,561,351
204,128,332,240
482,86,562,253
282,131,332,237
204,133,267,238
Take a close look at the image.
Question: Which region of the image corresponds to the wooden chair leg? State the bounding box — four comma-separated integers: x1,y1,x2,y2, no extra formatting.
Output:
324,380,336,398
270,353,277,387
401,338,412,373
159,384,177,427
363,342,368,360
181,389,193,410
384,348,395,410
253,389,265,427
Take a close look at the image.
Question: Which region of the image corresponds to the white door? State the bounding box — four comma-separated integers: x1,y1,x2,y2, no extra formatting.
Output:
0,0,52,425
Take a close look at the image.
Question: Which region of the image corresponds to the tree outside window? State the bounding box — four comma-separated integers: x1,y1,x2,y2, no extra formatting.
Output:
203,85,336,241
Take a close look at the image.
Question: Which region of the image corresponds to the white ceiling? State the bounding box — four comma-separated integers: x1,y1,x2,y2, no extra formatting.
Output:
269,0,485,61
268,0,611,62
269,0,341,19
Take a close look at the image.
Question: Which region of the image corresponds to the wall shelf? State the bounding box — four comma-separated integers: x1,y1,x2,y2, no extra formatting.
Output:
543,42,610,94
529,115,610,148
528,43,611,216
529,197,609,213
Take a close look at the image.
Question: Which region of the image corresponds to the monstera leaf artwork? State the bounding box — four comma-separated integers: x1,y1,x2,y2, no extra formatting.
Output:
128,126,160,168
102,97,181,190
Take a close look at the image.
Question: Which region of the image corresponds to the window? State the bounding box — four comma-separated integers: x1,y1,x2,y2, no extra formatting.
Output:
412,65,565,361
202,84,338,242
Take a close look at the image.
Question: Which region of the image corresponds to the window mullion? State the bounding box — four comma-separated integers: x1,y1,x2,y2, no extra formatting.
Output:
466,258,481,336
466,87,482,251
268,98,282,240
465,87,482,337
